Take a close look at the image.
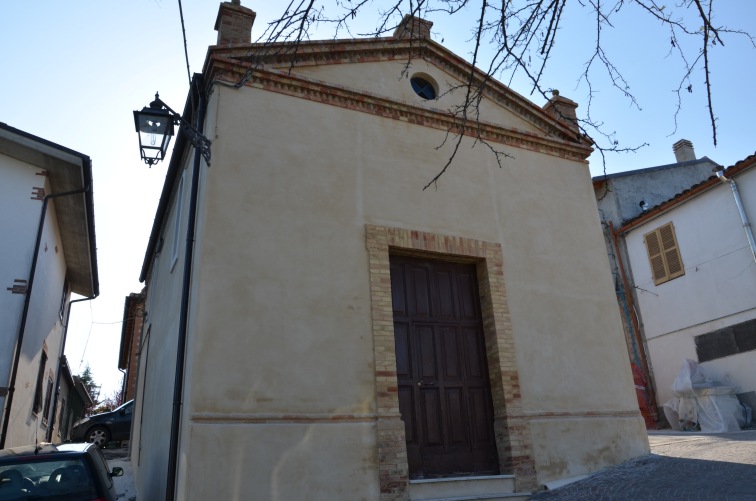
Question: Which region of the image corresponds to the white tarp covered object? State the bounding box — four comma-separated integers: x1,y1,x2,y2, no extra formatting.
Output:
662,359,749,432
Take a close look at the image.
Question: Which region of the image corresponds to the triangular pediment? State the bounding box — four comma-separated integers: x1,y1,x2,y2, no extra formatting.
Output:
205,37,590,151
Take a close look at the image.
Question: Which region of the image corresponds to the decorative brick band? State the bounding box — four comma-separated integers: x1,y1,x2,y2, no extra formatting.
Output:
365,225,538,499
191,413,375,424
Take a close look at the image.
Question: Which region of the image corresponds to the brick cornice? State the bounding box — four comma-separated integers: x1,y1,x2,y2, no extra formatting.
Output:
207,56,592,163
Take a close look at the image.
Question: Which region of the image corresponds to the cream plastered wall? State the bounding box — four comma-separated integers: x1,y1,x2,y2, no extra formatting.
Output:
625,169,756,405
167,77,646,499
292,58,546,135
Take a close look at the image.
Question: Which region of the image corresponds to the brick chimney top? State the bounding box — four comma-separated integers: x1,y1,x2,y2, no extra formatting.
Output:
542,90,579,133
673,139,696,163
393,15,433,40
215,1,256,46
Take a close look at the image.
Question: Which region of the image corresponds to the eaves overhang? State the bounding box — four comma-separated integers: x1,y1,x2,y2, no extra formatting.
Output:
617,152,756,235
0,123,99,297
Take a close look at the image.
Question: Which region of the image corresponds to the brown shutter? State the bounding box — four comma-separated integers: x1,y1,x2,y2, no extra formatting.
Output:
644,222,684,285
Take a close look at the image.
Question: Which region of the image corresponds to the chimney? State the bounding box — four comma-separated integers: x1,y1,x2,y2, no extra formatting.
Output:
215,1,256,46
542,90,579,134
393,15,433,40
673,139,696,163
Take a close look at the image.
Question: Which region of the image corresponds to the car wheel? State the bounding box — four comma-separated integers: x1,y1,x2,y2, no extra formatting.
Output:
87,426,110,448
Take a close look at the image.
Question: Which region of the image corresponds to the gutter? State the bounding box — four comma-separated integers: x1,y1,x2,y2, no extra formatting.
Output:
716,169,756,263
0,186,94,448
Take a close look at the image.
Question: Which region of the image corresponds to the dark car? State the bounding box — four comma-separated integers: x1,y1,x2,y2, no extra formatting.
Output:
70,400,133,448
0,442,123,500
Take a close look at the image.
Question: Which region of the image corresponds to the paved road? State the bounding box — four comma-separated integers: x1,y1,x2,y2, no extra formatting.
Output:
532,430,756,500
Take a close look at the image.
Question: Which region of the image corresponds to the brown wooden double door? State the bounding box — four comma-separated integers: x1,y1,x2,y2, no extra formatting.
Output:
390,255,499,479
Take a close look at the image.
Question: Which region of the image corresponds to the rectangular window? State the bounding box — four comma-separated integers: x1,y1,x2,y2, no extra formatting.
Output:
33,351,48,414
644,222,684,285
58,278,69,320
42,376,54,425
170,173,185,272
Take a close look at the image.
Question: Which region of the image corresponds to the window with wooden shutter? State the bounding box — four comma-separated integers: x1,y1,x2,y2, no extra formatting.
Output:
644,222,684,285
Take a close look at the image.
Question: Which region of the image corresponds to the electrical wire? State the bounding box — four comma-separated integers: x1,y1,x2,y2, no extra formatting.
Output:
177,0,193,89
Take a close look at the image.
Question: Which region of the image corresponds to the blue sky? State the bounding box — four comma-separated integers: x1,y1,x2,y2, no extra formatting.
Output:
1,1,754,397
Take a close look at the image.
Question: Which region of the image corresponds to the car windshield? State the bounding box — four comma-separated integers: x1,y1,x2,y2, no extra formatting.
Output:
0,457,97,500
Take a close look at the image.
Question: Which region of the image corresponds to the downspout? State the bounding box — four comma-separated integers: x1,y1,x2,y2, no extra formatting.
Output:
166,76,207,501
0,187,88,449
610,222,659,421
716,169,756,263
46,294,98,442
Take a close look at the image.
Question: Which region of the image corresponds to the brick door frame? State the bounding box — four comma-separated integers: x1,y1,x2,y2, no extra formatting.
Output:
366,225,538,500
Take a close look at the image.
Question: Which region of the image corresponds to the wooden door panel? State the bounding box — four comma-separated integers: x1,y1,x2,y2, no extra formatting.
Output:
411,267,432,317
390,255,500,479
421,389,443,445
462,327,485,379
445,387,468,444
435,269,457,318
440,326,462,381
417,325,438,380
457,271,478,320
469,388,494,443
394,322,412,377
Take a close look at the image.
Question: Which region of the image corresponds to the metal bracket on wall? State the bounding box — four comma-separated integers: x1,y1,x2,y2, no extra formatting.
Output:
6,279,28,295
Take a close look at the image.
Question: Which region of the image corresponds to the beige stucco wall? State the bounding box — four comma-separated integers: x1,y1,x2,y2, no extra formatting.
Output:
165,73,646,499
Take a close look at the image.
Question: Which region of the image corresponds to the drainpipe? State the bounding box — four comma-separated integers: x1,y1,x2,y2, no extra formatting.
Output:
610,222,659,420
0,187,89,449
715,169,756,264
46,295,97,442
166,76,207,501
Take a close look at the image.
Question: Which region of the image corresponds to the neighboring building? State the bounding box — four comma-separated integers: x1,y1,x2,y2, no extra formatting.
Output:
615,153,756,416
52,356,95,443
132,3,648,499
0,122,98,448
118,291,145,402
593,140,720,426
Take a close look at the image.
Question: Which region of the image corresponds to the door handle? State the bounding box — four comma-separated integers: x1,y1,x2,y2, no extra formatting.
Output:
417,380,436,387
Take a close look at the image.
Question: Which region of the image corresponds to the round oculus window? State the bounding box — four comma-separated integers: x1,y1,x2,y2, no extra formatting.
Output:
411,76,437,100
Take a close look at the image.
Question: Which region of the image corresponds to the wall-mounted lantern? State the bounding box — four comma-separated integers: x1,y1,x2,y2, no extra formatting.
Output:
133,93,210,166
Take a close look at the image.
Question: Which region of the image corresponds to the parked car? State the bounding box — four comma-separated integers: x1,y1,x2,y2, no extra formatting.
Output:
0,442,123,500
71,400,134,448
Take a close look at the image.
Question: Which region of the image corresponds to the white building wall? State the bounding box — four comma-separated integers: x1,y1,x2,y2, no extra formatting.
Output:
625,168,756,405
0,157,42,391
0,160,71,447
